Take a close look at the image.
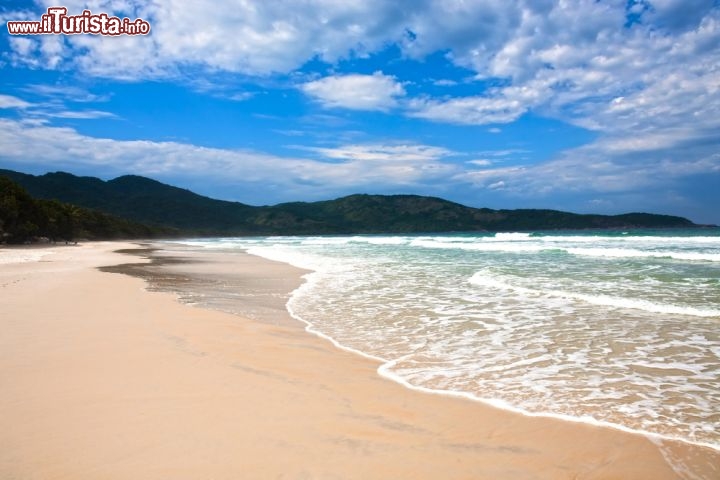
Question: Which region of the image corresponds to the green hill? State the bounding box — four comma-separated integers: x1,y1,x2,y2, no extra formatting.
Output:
0,176,175,244
1,170,259,234
0,169,698,236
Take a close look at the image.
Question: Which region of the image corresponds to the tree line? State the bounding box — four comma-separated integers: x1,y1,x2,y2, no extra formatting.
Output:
0,176,174,244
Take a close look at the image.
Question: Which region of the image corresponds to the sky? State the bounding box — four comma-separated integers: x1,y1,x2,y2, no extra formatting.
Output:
1,1,719,224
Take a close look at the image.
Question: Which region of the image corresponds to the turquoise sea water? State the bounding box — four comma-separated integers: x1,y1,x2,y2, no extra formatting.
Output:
178,229,720,449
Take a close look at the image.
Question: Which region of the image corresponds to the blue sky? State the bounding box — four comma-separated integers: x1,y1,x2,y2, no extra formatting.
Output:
1,1,719,223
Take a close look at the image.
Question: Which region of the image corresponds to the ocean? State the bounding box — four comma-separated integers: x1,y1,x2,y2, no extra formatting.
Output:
174,228,720,450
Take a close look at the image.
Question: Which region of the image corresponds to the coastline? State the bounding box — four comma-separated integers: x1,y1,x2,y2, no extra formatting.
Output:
1,241,717,479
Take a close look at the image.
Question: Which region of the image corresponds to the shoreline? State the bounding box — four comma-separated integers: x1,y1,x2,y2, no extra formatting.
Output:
237,241,720,453
1,241,718,479
116,241,720,475
287,283,720,455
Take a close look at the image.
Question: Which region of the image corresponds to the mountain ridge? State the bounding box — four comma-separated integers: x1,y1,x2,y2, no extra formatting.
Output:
0,168,701,235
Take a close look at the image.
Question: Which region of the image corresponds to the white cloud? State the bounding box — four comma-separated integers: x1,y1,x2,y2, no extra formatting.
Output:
432,79,458,86
227,92,255,102
0,119,459,192
304,143,453,163
403,3,720,136
302,72,405,111
0,94,32,109
454,136,720,197
294,143,458,185
467,159,492,166
399,0,519,65
0,93,115,120
22,84,111,103
43,110,117,119
8,37,36,58
457,166,527,187
407,94,527,124
476,149,529,157
645,0,717,32
6,0,410,78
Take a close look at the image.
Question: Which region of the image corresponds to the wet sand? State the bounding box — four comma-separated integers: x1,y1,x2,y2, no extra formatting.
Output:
1,241,717,479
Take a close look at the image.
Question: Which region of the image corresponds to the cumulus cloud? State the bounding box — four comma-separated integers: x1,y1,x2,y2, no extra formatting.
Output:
7,0,410,78
301,72,405,111
407,2,720,136
7,1,719,144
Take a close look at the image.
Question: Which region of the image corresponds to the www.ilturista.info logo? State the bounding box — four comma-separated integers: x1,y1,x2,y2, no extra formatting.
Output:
7,7,151,36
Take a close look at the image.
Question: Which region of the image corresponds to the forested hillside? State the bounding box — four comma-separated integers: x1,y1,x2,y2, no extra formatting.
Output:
0,176,175,244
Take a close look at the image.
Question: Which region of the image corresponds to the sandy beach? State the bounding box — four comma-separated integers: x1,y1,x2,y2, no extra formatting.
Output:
1,242,717,479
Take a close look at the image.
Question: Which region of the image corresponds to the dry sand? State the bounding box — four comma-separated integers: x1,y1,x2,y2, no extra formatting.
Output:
1,242,717,479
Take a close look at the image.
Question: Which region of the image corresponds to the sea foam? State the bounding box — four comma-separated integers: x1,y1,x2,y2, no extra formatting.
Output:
182,230,720,451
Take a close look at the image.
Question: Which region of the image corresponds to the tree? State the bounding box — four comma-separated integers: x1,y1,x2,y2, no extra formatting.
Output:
1,175,172,244
0,176,42,243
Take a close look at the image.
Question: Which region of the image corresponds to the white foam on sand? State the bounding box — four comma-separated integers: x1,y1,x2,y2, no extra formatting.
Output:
0,249,55,265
